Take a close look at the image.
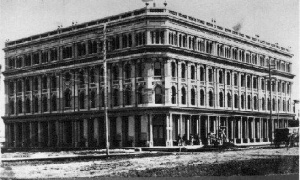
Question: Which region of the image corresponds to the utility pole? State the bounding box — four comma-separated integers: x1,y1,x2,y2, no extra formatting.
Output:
269,62,275,140
102,23,109,156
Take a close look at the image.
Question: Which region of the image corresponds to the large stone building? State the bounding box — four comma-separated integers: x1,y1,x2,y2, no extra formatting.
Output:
2,6,295,149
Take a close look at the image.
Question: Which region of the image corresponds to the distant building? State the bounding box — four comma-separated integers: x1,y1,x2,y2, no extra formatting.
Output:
2,6,295,149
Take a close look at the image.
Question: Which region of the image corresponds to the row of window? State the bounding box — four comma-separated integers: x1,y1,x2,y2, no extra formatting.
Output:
168,31,291,73
170,62,291,94
7,62,291,96
169,86,291,112
6,30,291,73
8,84,291,116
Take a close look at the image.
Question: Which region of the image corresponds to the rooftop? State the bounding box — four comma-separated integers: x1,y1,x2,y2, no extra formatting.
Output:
4,7,292,55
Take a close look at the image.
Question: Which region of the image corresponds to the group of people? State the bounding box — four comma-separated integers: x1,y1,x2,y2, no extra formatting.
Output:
177,128,227,146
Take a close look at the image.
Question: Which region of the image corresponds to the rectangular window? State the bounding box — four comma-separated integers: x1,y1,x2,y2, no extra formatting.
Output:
63,46,73,59
154,62,162,76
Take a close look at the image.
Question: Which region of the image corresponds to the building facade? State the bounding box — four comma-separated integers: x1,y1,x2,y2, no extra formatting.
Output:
2,7,295,149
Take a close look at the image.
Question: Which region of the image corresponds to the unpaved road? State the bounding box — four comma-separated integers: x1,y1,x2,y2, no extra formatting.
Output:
0,147,298,178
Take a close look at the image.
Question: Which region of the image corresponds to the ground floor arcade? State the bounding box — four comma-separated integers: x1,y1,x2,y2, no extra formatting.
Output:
4,112,290,149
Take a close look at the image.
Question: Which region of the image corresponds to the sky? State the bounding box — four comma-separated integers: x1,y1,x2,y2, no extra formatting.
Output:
0,0,299,137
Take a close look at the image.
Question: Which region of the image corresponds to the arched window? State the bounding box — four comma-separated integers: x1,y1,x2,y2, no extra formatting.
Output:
219,92,224,107
171,86,176,104
79,91,85,109
112,65,119,80
191,89,196,105
137,86,144,104
208,69,213,82
209,91,214,107
227,93,231,107
78,70,85,86
90,91,96,108
65,72,71,82
219,70,223,84
234,74,238,86
261,79,265,90
200,67,205,81
181,87,186,105
234,94,238,108
9,100,15,114
136,62,143,77
171,62,176,77
51,95,57,111
90,69,95,83
155,86,163,104
200,89,204,106
154,62,162,76
272,98,276,111
125,87,131,105
42,95,48,112
64,89,71,108
262,97,265,110
101,89,104,107
247,76,251,88
253,77,257,89
17,80,22,93
100,66,104,81
33,77,39,91
25,79,30,91
34,96,39,113
191,65,195,80
241,94,245,109
17,98,22,114
283,100,286,111
287,100,290,112
42,76,47,89
181,63,186,78
124,63,131,79
25,98,31,113
278,99,281,111
51,75,57,89
247,95,251,109
267,98,271,110
241,74,245,87
113,89,119,107
179,34,182,47
227,72,231,85
253,96,257,110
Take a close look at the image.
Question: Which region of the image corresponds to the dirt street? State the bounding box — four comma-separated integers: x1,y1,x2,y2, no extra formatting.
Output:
0,147,298,178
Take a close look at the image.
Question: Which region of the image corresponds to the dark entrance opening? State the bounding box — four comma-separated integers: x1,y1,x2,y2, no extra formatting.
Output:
153,115,165,146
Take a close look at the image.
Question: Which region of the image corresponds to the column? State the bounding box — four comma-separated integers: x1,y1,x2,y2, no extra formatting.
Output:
180,114,183,137
22,122,26,147
128,116,135,147
38,121,42,147
259,118,263,142
94,118,99,147
245,117,249,143
83,119,88,147
266,119,269,142
240,117,243,144
14,123,17,147
233,118,236,144
166,114,171,147
225,117,229,142
30,122,34,147
207,116,211,145
116,116,122,147
148,114,153,147
186,116,190,141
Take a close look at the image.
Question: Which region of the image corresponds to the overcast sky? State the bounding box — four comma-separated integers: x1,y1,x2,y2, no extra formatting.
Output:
0,0,299,136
